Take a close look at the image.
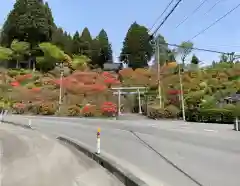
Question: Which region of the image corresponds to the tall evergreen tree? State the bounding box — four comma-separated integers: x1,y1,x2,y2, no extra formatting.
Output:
90,38,101,68
120,22,153,69
44,2,56,37
96,29,112,68
191,54,200,64
72,31,81,55
1,0,54,47
79,27,92,57
52,28,72,55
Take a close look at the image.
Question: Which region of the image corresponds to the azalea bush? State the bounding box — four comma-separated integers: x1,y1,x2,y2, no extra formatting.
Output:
67,105,81,116
81,104,97,117
101,102,117,117
39,102,56,115
12,102,26,114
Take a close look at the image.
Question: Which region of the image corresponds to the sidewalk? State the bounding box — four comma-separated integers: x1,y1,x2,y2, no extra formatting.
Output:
0,124,124,186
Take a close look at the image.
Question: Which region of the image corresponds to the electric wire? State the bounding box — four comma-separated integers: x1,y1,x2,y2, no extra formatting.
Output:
152,0,184,36
190,2,240,40
203,0,225,16
149,0,175,31
176,0,209,28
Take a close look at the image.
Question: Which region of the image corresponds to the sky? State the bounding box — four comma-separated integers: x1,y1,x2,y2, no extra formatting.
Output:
1,0,240,65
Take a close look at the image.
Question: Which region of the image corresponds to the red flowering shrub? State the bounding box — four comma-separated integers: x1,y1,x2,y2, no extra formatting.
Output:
81,104,97,117
15,74,32,82
11,81,20,87
104,78,121,87
12,102,26,114
102,71,112,77
168,89,181,95
101,102,117,117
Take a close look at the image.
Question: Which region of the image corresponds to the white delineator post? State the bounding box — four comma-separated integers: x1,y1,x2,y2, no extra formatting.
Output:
235,117,239,131
28,119,32,128
137,88,142,114
117,89,121,116
96,128,101,154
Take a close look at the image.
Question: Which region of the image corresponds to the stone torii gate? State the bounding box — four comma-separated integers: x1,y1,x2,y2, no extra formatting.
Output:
111,87,147,115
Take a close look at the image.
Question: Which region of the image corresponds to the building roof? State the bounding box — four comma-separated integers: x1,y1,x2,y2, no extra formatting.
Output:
103,63,121,71
224,93,240,102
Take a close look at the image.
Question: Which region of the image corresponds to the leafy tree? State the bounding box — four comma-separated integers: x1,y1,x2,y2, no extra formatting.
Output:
176,41,194,66
36,42,65,72
219,54,229,63
79,27,92,57
71,55,90,71
10,39,30,68
155,34,175,65
95,29,112,68
1,0,54,47
191,54,200,64
0,46,13,61
120,22,153,69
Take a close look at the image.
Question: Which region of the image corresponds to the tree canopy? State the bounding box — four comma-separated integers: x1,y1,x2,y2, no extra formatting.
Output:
120,22,153,69
1,0,53,47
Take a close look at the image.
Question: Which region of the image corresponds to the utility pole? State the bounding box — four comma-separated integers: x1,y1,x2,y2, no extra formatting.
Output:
58,63,64,112
178,65,185,121
156,39,162,108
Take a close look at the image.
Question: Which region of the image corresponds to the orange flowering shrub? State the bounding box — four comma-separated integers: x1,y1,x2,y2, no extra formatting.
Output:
134,68,151,77
81,104,97,117
39,102,56,115
119,68,133,78
67,105,81,116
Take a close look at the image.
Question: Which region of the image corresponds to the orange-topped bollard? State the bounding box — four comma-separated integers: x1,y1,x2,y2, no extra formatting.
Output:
96,128,101,154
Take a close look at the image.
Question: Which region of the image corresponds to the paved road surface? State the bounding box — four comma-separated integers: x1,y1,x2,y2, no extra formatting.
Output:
4,115,240,186
0,123,124,186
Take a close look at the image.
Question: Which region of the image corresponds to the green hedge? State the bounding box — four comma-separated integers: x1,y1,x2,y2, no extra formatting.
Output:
146,105,180,119
146,105,239,124
185,108,237,124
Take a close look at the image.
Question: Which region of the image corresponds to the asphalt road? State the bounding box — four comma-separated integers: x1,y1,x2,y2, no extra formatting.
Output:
0,122,124,186
3,115,240,186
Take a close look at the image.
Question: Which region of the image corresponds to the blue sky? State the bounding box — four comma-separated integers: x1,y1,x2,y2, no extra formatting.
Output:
1,0,240,65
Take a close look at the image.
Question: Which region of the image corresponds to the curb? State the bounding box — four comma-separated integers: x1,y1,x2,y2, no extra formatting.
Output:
57,136,148,186
2,120,33,130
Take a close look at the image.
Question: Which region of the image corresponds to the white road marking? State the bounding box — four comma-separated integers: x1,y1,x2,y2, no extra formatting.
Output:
204,129,218,133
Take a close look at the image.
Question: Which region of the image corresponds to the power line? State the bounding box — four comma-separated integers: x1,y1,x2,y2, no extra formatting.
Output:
149,0,175,31
152,0,184,36
203,0,225,16
191,2,240,40
176,0,209,28
160,42,232,55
